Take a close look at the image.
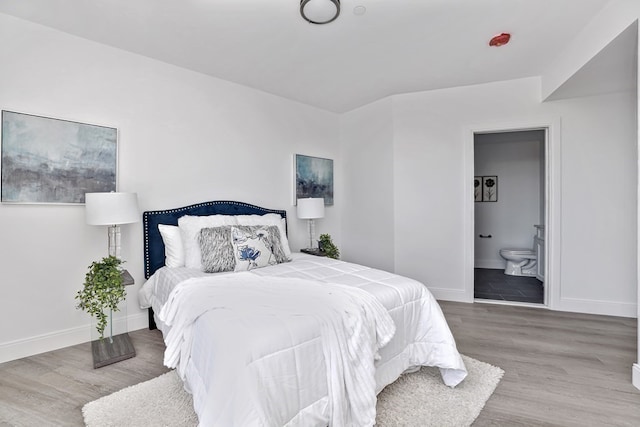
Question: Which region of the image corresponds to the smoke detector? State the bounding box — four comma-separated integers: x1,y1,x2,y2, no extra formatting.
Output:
489,33,511,47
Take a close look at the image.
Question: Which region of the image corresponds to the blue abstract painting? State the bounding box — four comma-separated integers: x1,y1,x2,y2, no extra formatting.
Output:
295,154,333,205
1,111,117,204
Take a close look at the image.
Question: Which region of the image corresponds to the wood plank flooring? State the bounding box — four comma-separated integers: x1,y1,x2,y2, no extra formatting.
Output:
0,329,170,426
0,302,638,426
441,301,640,427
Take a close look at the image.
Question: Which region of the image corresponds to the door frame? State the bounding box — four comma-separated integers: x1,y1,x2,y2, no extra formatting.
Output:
463,118,561,309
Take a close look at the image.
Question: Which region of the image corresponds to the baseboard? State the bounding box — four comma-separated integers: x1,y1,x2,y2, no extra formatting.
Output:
557,297,637,318
0,312,149,365
128,311,150,331
633,364,640,391
474,260,505,269
429,287,473,303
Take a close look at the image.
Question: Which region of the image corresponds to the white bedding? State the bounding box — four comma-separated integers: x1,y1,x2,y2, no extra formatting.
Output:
139,253,467,426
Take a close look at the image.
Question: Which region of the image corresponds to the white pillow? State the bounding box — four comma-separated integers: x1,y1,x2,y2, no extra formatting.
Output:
235,214,292,260
231,226,276,271
178,215,239,269
158,224,185,268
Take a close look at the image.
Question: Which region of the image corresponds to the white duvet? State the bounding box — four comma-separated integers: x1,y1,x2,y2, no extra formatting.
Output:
140,254,467,426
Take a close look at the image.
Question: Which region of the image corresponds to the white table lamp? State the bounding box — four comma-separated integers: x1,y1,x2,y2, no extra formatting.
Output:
85,192,139,259
297,197,325,250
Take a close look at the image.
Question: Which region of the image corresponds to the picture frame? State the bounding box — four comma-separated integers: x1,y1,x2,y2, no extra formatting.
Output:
482,176,498,202
294,154,333,205
474,176,498,202
1,110,117,204
474,176,482,202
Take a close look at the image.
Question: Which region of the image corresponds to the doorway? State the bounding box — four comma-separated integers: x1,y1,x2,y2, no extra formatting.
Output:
473,129,547,305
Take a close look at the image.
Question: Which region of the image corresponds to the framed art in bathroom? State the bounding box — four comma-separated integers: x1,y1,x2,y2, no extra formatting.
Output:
474,177,482,202
482,176,498,202
1,110,117,204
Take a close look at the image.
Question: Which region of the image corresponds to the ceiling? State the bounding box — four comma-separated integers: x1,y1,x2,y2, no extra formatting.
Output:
0,0,628,113
547,20,638,101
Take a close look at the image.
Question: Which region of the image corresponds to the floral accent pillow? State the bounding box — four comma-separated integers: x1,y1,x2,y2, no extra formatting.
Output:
199,225,289,273
235,214,292,260
231,226,280,271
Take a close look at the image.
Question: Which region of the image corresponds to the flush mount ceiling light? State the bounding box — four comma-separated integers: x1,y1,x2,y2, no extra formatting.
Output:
300,0,340,25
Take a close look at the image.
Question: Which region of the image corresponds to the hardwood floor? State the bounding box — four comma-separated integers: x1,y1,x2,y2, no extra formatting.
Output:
0,329,170,426
0,303,638,426
441,301,640,427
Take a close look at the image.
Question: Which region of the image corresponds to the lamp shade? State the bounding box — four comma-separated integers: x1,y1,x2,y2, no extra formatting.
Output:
297,198,325,219
85,192,139,225
300,0,340,24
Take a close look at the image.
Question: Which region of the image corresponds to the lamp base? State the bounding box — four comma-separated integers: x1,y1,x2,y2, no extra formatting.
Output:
307,218,316,250
108,225,122,259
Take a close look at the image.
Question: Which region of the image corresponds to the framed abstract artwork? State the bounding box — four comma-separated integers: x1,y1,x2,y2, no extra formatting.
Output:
295,154,334,205
1,111,117,204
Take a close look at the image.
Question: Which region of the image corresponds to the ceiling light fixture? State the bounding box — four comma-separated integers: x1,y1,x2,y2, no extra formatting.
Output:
489,33,511,47
300,0,340,25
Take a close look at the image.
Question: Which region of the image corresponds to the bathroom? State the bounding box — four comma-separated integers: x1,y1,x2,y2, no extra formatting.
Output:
474,129,545,304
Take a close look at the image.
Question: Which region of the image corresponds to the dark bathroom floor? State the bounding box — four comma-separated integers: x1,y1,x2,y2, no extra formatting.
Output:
474,268,544,304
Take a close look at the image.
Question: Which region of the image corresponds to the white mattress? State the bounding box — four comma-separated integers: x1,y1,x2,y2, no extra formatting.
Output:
139,253,467,426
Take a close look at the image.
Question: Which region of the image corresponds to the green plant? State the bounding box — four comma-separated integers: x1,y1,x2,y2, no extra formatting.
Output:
319,233,340,259
75,256,126,340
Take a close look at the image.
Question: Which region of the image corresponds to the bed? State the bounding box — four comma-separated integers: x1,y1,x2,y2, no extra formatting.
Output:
139,200,467,426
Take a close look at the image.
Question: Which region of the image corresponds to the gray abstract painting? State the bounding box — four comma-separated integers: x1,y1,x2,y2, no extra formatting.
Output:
296,154,333,205
1,111,117,204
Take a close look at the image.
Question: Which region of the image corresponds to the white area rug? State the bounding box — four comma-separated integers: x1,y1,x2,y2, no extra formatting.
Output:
83,355,503,427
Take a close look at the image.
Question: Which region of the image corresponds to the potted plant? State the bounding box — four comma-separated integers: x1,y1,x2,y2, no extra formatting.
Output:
75,256,126,341
319,234,340,259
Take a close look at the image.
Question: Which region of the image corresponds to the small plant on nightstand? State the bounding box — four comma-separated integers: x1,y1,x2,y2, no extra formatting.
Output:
75,256,126,340
319,234,340,259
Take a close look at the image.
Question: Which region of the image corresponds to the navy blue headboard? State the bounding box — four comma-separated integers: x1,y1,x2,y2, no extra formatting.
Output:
143,200,287,279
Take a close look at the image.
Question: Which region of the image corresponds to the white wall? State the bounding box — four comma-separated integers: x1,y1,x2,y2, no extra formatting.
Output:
390,77,637,316
2,3,638,368
636,17,640,392
474,131,544,269
537,0,640,391
542,0,640,100
557,91,636,311
339,99,395,271
0,14,340,363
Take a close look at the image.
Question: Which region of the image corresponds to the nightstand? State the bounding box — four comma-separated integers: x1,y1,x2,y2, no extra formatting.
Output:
91,270,136,368
301,248,327,257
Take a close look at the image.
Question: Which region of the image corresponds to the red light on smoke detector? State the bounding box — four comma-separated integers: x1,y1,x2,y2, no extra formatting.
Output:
489,33,511,47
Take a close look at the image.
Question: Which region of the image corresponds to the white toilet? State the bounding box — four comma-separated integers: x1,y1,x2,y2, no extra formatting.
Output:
499,247,537,277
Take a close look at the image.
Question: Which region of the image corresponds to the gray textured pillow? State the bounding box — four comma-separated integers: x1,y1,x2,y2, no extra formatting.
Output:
199,225,289,273
198,226,235,273
254,225,289,264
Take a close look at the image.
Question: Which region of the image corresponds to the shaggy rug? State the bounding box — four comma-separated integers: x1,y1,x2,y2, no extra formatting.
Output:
83,355,503,426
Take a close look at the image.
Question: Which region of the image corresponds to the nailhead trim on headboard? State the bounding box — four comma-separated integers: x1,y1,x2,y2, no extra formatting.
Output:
142,200,288,279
